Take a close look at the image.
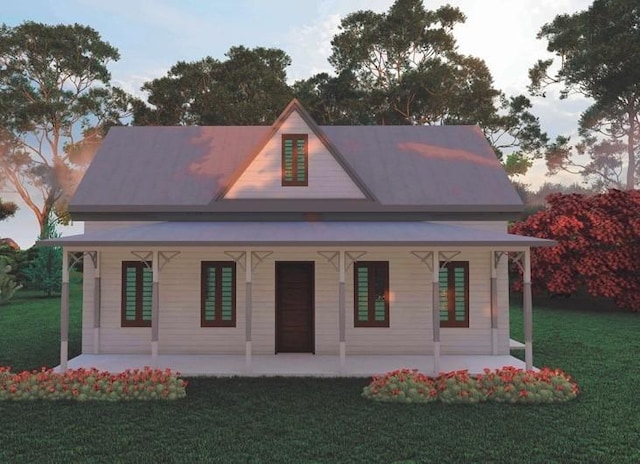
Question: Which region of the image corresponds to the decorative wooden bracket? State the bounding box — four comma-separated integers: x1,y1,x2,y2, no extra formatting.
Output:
410,251,434,271
158,251,181,271
345,251,367,271
317,251,339,271
251,251,272,271
131,251,153,269
224,251,247,270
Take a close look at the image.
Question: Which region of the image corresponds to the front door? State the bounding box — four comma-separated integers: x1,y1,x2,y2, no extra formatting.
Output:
275,262,314,353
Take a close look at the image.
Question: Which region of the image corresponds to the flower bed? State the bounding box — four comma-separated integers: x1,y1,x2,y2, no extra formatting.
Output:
363,367,579,404
0,366,187,401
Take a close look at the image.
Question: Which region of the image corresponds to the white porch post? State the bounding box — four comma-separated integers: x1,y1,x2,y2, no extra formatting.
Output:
60,250,69,372
523,248,533,370
93,252,101,354
151,251,159,367
432,250,440,374
338,250,346,368
245,251,252,369
490,252,498,355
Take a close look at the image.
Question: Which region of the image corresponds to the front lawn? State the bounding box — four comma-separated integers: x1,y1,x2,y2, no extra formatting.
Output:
1,287,639,463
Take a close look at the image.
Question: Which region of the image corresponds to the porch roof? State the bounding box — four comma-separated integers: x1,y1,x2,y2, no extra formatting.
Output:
40,221,554,248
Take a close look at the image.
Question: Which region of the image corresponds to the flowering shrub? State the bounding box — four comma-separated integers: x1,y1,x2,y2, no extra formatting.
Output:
477,366,579,404
362,369,438,403
363,366,579,404
0,366,187,401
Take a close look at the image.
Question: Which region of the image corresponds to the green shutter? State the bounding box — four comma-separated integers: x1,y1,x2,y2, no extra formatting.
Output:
141,266,153,321
356,266,369,322
204,267,216,321
373,267,386,321
296,138,306,182
439,267,449,322
283,138,293,182
220,266,233,321
125,266,138,321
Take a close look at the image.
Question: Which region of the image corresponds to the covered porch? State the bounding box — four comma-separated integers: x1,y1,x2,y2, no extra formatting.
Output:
61,352,529,377
42,221,554,377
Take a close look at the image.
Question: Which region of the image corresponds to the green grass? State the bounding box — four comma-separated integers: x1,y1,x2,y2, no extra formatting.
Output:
1,287,639,463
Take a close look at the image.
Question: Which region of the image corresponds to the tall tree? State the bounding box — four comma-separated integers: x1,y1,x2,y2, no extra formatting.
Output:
295,0,547,173
0,21,129,235
530,0,640,189
134,46,293,125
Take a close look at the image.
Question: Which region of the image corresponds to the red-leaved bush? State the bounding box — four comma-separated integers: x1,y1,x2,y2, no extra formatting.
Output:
509,189,640,311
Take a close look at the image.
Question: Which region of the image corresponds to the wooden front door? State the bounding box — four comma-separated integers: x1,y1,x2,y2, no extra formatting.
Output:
275,262,314,353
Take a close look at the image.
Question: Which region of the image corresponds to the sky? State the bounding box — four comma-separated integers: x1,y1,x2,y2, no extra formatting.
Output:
1,0,593,248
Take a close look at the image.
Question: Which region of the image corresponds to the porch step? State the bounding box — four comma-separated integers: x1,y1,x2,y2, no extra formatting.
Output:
509,338,525,350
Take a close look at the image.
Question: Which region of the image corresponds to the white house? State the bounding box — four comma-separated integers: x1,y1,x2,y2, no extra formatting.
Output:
44,99,553,376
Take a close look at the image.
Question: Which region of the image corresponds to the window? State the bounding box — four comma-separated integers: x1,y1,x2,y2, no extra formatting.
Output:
439,261,469,328
201,261,236,327
121,261,152,327
354,261,389,327
282,134,308,186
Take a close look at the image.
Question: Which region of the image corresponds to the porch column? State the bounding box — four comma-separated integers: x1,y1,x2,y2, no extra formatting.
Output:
490,252,498,355
432,250,440,374
151,251,159,367
60,250,69,372
93,252,101,354
245,251,252,369
338,250,346,368
523,248,533,370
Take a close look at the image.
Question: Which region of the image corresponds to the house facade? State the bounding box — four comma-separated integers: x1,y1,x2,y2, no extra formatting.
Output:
45,100,553,375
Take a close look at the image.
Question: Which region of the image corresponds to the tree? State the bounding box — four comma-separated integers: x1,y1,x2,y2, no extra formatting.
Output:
0,198,17,221
509,189,640,311
294,0,547,173
133,46,293,125
24,212,61,297
0,21,130,236
530,0,640,189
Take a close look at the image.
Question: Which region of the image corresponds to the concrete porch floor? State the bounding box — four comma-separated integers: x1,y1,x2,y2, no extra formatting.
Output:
61,353,529,377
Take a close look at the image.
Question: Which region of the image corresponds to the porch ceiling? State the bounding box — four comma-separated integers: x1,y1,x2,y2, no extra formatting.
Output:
40,221,554,248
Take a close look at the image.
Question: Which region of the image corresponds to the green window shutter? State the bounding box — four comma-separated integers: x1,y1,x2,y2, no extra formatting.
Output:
356,266,369,322
283,138,294,182
439,262,469,328
201,262,235,327
141,266,153,321
439,267,449,323
354,262,389,327
220,266,233,321
454,267,466,322
204,267,217,322
296,138,306,183
124,266,138,321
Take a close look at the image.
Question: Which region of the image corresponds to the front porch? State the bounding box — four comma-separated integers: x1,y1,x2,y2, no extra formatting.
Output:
60,352,530,377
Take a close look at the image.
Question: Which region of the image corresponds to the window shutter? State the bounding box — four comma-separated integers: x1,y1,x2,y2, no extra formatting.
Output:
220,265,234,322
204,266,217,322
356,266,369,322
283,138,294,182
296,138,306,183
124,266,138,322
141,267,153,322
439,267,449,323
201,262,236,327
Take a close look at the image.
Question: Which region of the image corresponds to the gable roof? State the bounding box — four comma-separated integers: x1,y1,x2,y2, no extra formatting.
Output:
216,98,375,201
70,100,523,219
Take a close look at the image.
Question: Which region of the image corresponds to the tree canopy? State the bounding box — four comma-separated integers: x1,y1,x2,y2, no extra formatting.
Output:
0,21,131,235
510,189,640,311
294,0,547,174
530,0,640,189
133,46,293,125
0,199,17,222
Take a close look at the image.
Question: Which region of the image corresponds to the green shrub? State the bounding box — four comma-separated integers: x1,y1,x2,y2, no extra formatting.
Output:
0,366,187,401
363,366,579,405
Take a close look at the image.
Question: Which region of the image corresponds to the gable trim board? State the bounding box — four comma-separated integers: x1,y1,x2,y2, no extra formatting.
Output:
217,99,375,201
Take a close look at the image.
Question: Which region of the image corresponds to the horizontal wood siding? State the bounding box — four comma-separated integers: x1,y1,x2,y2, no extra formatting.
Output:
224,111,366,199
80,246,511,356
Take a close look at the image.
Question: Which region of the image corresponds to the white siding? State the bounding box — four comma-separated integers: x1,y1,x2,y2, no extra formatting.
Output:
224,110,366,199
81,246,511,356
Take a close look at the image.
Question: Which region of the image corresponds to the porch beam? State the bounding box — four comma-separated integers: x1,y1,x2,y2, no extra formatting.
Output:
523,248,533,370
339,250,346,368
151,251,159,367
93,251,101,354
245,251,252,370
60,250,69,372
490,251,498,355
432,249,440,374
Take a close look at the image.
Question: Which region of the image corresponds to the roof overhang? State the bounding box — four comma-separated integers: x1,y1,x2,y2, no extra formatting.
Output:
39,221,555,248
